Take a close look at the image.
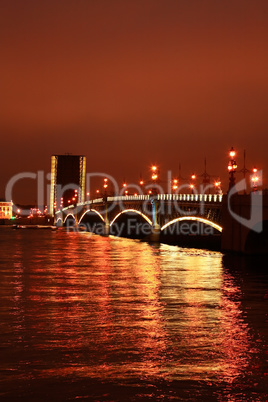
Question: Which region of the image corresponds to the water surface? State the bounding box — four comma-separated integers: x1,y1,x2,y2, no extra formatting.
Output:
0,227,267,400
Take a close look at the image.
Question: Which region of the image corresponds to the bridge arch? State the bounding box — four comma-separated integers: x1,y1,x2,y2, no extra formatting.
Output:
161,216,223,233
110,209,153,227
78,209,105,225
63,213,76,225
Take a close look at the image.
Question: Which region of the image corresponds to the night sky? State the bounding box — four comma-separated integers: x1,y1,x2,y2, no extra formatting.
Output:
1,0,268,203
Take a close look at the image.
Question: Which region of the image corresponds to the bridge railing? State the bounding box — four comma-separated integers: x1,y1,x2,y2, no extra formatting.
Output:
106,194,223,203
59,194,223,213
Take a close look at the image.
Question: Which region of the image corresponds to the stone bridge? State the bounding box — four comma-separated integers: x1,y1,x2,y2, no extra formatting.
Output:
55,193,223,250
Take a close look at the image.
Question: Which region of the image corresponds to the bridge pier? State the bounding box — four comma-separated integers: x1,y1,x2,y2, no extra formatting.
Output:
104,201,110,236
146,197,161,242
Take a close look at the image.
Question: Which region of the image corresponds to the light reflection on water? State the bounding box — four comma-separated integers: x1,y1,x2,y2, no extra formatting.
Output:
0,228,267,400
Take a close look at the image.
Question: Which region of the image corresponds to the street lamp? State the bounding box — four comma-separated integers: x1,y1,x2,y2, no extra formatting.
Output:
172,178,178,192
151,165,159,194
190,184,195,194
214,181,222,194
228,147,238,190
251,167,259,192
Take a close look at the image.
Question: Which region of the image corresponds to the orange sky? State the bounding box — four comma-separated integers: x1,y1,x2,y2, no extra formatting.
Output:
1,0,268,203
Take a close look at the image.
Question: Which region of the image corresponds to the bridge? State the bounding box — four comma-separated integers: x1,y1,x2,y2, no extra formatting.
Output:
55,191,268,254
55,193,223,250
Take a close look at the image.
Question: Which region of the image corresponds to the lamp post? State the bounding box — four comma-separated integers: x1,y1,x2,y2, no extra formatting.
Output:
151,165,159,195
190,184,194,194
172,178,178,193
214,181,222,195
103,178,108,197
251,167,259,192
228,147,238,190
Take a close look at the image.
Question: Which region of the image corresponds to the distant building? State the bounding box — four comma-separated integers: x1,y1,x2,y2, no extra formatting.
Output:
0,200,13,220
50,155,86,216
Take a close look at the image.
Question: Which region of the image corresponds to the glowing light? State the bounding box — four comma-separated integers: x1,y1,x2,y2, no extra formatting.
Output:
190,184,194,189
103,184,108,188
123,183,127,187
110,209,153,226
173,179,178,184
173,185,178,190
152,174,158,180
191,174,196,180
78,209,105,224
63,213,76,224
96,190,100,193
229,147,236,158
104,178,108,182
139,180,144,185
161,216,223,232
253,167,258,173
152,165,157,171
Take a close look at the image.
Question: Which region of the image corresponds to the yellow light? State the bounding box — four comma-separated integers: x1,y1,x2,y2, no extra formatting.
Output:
152,165,157,171
173,185,178,190
173,179,178,184
96,189,100,193
104,178,108,182
139,180,144,185
103,184,108,188
110,209,153,227
191,174,196,180
161,216,223,233
190,184,194,189
123,183,127,187
152,174,158,180
253,167,258,173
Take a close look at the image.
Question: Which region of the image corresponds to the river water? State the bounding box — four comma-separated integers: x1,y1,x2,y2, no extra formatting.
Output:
0,227,267,401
